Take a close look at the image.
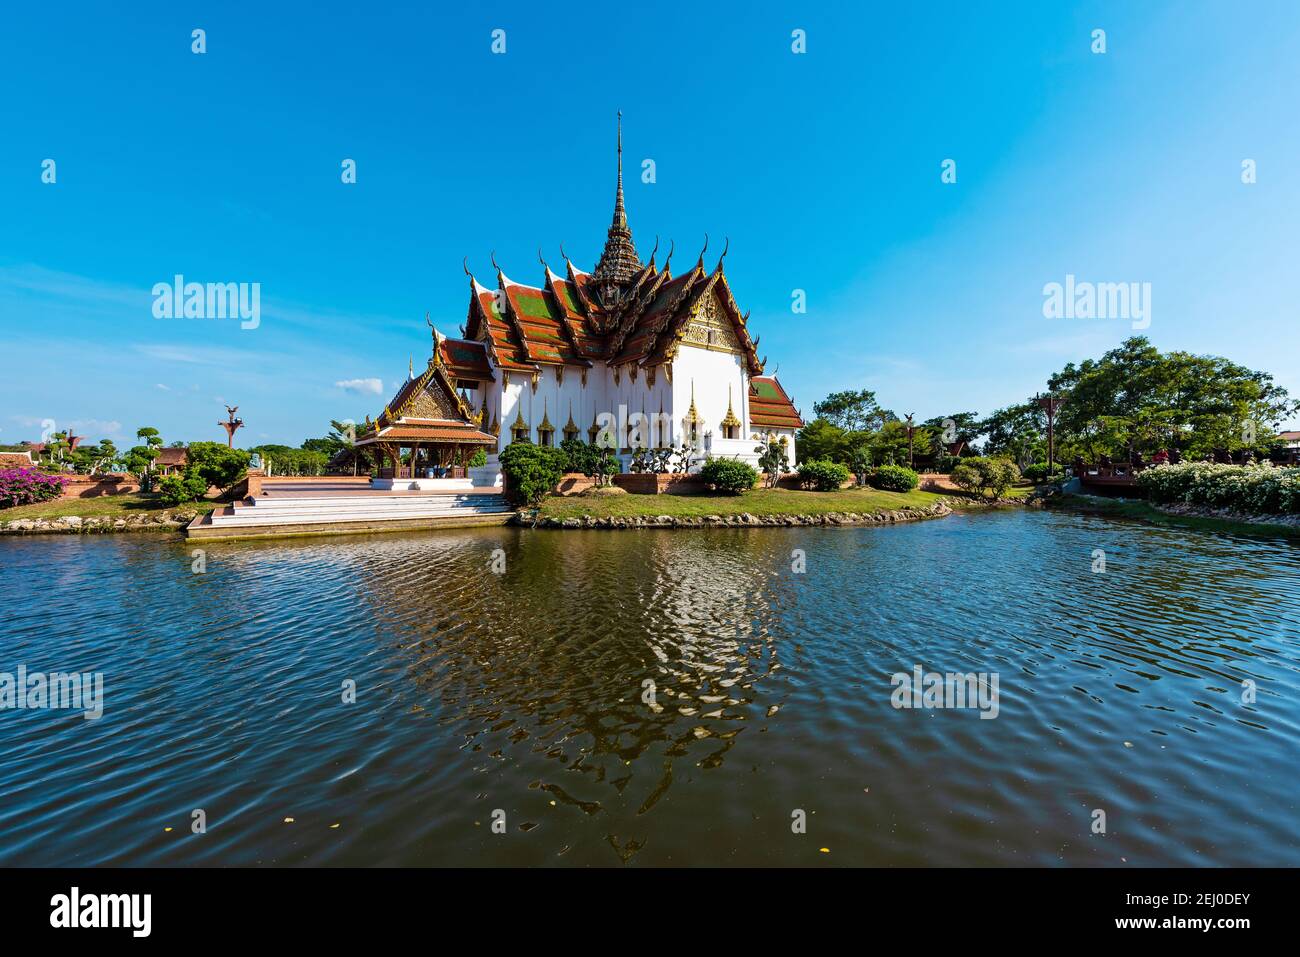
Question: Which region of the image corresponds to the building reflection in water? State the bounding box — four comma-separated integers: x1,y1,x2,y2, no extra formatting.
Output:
351,528,799,822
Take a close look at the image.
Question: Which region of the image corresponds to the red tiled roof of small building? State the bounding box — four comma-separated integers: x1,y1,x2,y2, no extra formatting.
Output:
438,338,494,380
748,376,803,429
362,424,496,444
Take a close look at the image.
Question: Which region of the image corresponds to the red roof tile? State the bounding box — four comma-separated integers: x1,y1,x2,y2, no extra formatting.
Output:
749,376,803,429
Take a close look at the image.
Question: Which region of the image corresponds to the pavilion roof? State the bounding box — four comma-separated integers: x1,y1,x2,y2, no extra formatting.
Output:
355,422,496,445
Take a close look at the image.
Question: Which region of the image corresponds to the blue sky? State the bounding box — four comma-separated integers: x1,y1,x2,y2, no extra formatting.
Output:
2,1,1298,447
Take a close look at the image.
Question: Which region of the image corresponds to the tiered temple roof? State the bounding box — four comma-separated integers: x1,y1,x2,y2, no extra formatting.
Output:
460,250,766,379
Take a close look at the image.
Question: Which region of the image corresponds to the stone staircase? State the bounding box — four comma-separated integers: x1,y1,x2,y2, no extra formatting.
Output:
186,490,514,540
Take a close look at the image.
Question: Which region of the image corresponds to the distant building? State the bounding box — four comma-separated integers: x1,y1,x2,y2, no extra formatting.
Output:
1277,430,1300,464
155,447,189,475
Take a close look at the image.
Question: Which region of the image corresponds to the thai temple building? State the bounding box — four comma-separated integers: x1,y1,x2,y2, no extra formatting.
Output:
355,117,803,486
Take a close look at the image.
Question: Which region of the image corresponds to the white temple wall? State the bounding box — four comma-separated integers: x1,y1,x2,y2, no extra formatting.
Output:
672,345,748,449
487,348,792,473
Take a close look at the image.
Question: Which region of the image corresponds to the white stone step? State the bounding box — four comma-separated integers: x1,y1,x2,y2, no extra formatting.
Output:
240,495,503,512
207,494,512,527
209,508,512,528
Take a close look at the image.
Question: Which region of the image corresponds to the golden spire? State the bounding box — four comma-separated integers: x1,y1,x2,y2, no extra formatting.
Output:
720,384,741,429
592,111,641,299
685,379,701,424
538,398,554,433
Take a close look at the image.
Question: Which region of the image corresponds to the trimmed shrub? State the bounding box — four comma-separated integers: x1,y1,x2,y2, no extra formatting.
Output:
950,457,1021,498
868,464,919,492
798,459,852,491
156,474,209,506
468,448,488,468
0,468,67,509
699,458,758,494
185,441,250,490
934,453,963,474
1137,462,1300,514
499,441,569,506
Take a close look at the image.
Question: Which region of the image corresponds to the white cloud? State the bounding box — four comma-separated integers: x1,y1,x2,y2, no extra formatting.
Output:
156,383,171,391
335,377,384,396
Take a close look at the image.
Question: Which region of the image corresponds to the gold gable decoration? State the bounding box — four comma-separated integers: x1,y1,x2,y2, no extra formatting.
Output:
683,289,742,353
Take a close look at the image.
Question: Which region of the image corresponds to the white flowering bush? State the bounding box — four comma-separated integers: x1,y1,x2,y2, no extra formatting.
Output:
1137,462,1300,514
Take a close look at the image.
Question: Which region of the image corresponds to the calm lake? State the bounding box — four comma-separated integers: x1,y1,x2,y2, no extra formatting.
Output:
2,509,1298,866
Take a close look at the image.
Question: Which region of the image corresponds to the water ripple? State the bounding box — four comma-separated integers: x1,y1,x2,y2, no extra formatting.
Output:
1,509,1298,865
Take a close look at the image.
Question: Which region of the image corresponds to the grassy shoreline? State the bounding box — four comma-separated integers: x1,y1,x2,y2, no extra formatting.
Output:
0,493,218,533
1,485,1032,536
533,484,1029,522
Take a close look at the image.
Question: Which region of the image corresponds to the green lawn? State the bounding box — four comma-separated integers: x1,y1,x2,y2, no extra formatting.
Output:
1,493,219,522
536,485,951,520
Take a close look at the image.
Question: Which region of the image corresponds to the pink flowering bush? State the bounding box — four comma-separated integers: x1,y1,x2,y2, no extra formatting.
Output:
0,467,67,509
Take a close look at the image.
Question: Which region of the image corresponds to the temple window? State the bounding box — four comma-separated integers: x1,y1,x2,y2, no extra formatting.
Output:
537,402,555,447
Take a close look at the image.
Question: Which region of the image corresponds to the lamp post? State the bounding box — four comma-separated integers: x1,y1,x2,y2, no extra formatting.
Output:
905,413,916,469
1035,393,1064,476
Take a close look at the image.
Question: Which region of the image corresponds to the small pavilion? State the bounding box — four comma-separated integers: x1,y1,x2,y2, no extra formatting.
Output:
353,334,497,480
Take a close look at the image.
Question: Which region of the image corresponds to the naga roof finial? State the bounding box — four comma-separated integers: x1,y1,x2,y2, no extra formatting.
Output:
696,234,709,267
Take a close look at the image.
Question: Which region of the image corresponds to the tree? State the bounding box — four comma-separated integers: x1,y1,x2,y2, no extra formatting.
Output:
921,412,983,451
980,403,1046,469
301,420,359,458
812,389,888,433
69,439,118,475
795,418,848,463
1046,337,1296,460
135,427,163,489
185,441,250,491
870,420,931,466
754,436,790,488
951,457,1020,499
